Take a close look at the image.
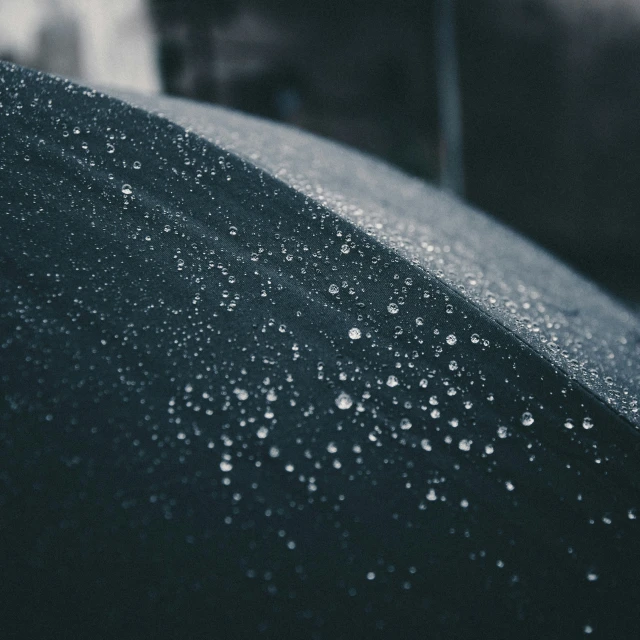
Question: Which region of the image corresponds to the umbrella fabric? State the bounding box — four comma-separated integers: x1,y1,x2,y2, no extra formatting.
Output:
1,62,639,639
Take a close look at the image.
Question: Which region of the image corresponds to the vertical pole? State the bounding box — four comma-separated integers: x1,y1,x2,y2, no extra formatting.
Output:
436,0,465,196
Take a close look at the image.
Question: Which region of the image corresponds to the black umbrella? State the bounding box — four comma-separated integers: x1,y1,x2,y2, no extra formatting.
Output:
1,62,639,639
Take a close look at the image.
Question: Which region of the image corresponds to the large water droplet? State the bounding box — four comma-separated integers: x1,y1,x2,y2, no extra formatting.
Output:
335,392,353,410
521,411,534,426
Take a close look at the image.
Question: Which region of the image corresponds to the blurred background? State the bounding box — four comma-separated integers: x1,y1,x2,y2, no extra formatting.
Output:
1,0,639,305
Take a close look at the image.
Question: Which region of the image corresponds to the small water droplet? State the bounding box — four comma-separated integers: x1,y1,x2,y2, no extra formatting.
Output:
521,411,534,426
348,327,362,340
234,388,249,401
386,375,399,388
121,184,132,195
335,392,353,410
387,303,399,314
329,284,339,295
582,417,594,430
446,334,457,345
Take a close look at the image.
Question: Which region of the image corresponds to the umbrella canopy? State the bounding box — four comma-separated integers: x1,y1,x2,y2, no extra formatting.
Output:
1,62,639,639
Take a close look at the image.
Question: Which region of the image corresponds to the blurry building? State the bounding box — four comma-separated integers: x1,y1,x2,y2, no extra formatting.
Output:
0,0,160,92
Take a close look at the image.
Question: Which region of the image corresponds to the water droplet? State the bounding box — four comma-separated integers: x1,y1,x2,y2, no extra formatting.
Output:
400,418,412,430
229,226,238,236
348,327,362,340
366,571,376,580
586,571,598,582
564,419,574,429
340,244,350,254
269,446,280,458
234,388,249,401
458,439,472,451
256,427,269,439
387,303,399,314
505,481,515,491
121,184,132,195
335,392,353,410
106,143,115,153
446,334,457,345
582,417,594,430
421,439,432,451
470,334,480,343
220,460,233,472
521,411,534,426
329,284,339,295
386,375,399,388
628,508,637,520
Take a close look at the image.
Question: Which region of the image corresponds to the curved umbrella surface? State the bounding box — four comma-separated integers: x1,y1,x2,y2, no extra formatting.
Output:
1,63,639,639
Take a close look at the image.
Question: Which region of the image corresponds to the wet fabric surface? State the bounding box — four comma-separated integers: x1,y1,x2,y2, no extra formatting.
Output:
119,88,640,426
1,63,639,639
